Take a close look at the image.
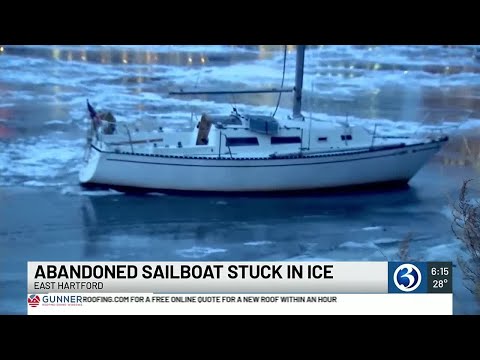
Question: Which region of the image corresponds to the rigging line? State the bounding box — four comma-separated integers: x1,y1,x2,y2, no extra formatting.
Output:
231,93,238,113
272,45,288,118
190,73,202,126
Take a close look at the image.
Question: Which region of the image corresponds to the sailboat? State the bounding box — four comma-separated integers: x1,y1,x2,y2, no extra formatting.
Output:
79,45,448,193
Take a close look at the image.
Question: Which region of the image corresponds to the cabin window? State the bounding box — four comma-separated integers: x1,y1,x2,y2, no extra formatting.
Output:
318,137,328,142
226,137,259,146
271,136,302,145
341,135,353,141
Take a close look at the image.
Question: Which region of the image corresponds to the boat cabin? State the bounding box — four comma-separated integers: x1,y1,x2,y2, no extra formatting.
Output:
97,110,376,159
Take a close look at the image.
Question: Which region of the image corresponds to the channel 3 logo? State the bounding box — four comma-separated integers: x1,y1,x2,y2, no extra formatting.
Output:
393,263,422,292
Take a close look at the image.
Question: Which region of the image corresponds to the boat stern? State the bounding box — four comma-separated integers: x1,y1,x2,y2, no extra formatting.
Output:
79,144,102,185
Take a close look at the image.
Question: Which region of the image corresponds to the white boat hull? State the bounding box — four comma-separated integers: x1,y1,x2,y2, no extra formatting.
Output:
79,139,446,193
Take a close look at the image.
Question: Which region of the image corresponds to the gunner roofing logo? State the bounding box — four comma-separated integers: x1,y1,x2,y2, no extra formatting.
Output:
27,294,41,308
393,263,422,292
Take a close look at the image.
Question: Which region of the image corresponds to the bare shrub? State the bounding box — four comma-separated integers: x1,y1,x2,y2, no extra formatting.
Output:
451,179,480,302
397,232,414,262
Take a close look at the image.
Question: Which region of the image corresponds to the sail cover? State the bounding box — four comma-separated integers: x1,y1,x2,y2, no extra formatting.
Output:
247,115,279,135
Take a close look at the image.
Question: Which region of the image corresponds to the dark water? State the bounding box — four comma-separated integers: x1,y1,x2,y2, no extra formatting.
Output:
1,45,480,314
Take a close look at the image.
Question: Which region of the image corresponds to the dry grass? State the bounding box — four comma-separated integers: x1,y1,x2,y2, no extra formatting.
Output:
451,179,480,302
379,232,416,262
397,232,414,262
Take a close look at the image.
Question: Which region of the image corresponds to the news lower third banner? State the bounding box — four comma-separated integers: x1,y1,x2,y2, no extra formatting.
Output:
27,261,453,315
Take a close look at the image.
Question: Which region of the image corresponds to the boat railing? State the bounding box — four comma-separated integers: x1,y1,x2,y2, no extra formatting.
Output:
122,124,135,153
421,108,472,123
93,118,168,153
416,109,471,135
219,131,233,159
83,124,96,161
370,124,378,148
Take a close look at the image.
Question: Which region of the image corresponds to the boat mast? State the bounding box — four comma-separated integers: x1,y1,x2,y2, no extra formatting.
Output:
292,45,306,119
